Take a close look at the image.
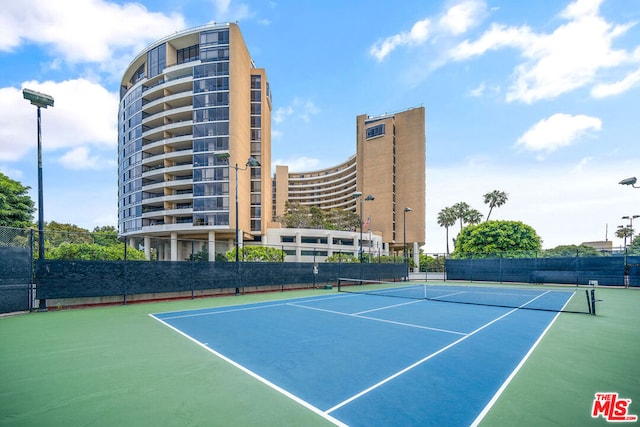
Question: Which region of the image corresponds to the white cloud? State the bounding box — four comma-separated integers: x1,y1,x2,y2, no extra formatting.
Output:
0,0,186,65
211,0,252,22
370,0,487,61
0,79,118,167
272,98,320,124
469,82,486,97
273,156,321,173
591,67,640,98
451,23,535,59
58,146,116,170
450,0,637,103
273,106,294,124
370,19,431,61
516,113,602,153
438,0,487,35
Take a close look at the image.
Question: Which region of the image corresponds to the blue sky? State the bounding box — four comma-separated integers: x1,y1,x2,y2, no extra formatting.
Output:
1,0,639,253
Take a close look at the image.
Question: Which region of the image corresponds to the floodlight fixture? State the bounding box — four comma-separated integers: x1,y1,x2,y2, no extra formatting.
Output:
22,88,54,108
619,177,638,188
246,156,261,167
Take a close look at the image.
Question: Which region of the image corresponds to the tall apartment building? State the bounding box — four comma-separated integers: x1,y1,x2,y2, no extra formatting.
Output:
118,23,272,260
272,107,426,257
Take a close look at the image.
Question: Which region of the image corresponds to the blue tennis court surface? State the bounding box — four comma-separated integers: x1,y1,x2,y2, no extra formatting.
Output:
151,284,573,426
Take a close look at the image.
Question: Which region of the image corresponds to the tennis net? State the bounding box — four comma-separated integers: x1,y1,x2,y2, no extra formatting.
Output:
336,278,596,315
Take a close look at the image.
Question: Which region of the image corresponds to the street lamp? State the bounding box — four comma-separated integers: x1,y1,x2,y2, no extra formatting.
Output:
619,177,639,188
622,215,640,244
352,191,374,262
215,153,261,262
404,207,412,280
23,88,54,261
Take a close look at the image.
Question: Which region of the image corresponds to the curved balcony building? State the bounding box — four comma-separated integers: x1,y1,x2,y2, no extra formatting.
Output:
118,23,272,260
273,107,425,257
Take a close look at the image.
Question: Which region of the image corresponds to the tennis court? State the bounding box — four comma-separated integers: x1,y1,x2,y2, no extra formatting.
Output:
2,282,638,426
151,281,591,426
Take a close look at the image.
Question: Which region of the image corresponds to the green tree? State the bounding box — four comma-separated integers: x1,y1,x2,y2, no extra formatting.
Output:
91,225,119,246
464,208,483,225
324,252,359,263
45,221,94,247
627,235,640,255
483,190,509,221
227,246,286,262
615,226,633,248
543,244,604,257
47,242,146,260
187,246,209,261
420,254,445,272
453,220,542,257
437,206,457,255
0,172,35,228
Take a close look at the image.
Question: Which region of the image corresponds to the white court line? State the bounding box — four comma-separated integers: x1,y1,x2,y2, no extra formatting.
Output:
325,290,551,415
470,309,561,426
354,298,424,315
157,293,353,320
287,302,468,336
148,313,348,427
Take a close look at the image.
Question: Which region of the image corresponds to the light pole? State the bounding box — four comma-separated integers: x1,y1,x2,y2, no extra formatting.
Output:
622,215,640,244
23,88,54,261
404,207,412,280
619,177,639,188
215,153,261,262
352,192,374,262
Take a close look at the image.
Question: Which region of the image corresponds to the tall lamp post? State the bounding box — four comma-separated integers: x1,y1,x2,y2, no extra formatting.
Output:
215,153,261,262
23,88,54,261
352,192,374,262
403,207,412,280
622,215,640,244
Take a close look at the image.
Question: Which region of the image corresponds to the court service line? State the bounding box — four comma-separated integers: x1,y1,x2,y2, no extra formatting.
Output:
325,290,552,415
158,293,354,320
287,302,467,336
354,299,424,315
149,313,348,427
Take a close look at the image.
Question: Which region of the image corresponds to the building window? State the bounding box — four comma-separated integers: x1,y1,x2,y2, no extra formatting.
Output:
194,62,229,78
129,63,145,85
366,124,385,139
147,43,166,78
177,44,199,64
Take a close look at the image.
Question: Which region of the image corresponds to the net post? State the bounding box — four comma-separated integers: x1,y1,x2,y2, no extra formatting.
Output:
585,290,591,314
590,288,596,316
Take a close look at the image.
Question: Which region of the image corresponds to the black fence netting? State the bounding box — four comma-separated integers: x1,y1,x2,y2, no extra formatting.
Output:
446,255,640,287
34,259,406,301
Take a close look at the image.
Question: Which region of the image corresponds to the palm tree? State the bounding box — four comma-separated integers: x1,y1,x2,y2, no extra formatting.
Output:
452,202,471,230
437,206,457,255
616,226,633,249
465,208,484,225
483,190,508,221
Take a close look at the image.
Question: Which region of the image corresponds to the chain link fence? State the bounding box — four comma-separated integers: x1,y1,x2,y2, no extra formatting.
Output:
0,227,34,313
